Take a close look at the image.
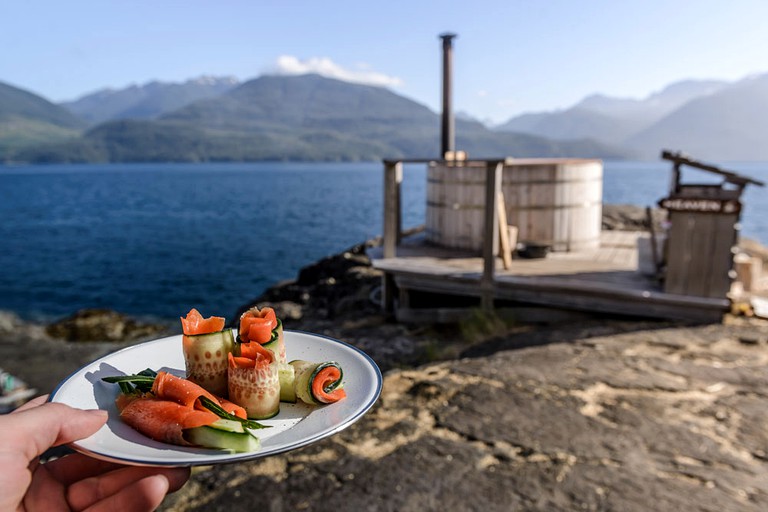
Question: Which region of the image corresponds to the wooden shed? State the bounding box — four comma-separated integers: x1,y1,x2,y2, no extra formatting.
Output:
658,151,764,299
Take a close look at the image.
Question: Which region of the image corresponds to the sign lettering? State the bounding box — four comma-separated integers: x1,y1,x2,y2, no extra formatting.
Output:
658,197,741,214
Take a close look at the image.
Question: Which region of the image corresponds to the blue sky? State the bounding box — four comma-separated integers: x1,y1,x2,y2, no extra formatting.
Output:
3,1,768,124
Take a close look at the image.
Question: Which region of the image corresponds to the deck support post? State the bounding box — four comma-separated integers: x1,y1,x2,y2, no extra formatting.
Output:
382,160,403,312
481,161,503,310
383,161,403,259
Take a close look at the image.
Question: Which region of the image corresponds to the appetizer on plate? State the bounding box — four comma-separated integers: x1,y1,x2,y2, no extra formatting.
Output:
180,308,234,397
238,306,286,364
100,305,349,453
228,340,281,419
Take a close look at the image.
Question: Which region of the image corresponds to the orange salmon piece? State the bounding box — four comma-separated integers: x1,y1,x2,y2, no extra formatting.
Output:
119,397,218,446
312,366,347,404
181,308,226,335
238,307,277,344
152,370,220,409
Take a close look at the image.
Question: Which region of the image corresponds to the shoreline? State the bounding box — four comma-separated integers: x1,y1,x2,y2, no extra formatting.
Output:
2,202,767,398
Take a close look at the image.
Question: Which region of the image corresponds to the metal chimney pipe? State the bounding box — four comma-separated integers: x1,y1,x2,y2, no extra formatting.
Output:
440,33,457,158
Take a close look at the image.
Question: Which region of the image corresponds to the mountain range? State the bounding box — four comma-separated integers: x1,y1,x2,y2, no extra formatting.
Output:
0,81,85,158
0,75,624,163
61,76,240,124
2,70,767,163
496,75,768,160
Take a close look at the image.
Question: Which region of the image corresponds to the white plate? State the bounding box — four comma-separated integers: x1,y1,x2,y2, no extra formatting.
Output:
49,330,382,467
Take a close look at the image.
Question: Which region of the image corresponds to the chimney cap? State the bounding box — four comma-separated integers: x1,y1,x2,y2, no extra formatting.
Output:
439,32,458,41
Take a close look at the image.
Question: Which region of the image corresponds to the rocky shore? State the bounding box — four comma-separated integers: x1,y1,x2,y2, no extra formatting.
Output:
2,204,768,511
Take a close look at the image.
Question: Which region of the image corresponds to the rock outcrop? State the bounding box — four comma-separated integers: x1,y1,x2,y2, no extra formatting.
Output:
45,308,169,342
602,203,666,232
161,319,768,512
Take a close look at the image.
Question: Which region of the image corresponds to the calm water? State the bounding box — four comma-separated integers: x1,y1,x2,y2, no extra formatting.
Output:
1,160,766,322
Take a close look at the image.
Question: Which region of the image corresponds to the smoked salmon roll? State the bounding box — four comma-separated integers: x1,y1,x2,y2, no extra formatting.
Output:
238,307,285,365
228,341,280,419
119,396,219,446
180,308,235,397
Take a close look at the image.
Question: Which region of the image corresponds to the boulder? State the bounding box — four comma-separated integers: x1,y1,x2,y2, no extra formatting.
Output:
233,241,384,330
45,308,168,342
602,203,666,232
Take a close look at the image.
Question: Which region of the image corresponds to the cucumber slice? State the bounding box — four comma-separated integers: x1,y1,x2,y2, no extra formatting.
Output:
290,360,317,405
182,329,235,396
228,363,281,419
184,425,260,453
278,363,296,403
210,418,245,434
262,319,286,365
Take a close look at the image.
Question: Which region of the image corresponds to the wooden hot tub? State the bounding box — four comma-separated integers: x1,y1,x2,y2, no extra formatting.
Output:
426,158,603,252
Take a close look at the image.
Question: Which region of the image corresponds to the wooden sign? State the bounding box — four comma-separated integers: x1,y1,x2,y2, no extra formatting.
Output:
658,196,741,214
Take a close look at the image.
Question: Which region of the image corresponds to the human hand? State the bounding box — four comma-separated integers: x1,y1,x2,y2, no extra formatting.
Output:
0,395,190,511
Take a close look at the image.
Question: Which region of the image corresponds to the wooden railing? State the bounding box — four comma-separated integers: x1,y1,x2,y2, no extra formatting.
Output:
382,158,507,311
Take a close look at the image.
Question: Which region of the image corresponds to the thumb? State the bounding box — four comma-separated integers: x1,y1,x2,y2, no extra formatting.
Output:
2,402,108,461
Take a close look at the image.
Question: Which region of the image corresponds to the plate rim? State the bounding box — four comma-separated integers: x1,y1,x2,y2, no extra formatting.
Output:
49,329,382,466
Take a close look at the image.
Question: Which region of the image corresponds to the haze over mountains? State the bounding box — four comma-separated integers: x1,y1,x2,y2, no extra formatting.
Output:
496,75,768,160
1,71,767,163
497,81,726,143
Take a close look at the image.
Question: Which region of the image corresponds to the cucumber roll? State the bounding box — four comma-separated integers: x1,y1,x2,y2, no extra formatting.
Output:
289,360,347,405
238,307,285,364
182,329,235,398
228,342,280,419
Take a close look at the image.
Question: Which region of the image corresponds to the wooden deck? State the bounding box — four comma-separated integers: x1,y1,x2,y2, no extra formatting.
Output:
371,230,731,323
